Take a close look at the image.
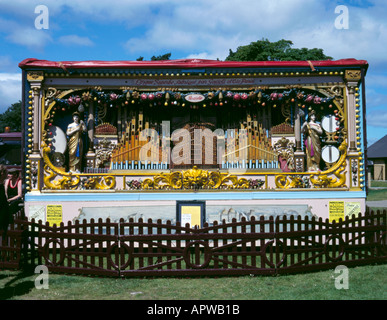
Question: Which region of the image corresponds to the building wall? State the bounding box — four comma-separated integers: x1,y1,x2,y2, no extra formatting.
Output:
373,159,386,180
25,192,366,225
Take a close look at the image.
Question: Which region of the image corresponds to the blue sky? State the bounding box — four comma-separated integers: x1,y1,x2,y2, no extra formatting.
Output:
0,0,386,146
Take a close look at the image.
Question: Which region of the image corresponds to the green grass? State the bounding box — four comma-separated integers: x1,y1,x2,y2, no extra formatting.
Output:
367,188,387,202
0,185,384,301
0,263,386,300
370,180,387,188
367,180,387,202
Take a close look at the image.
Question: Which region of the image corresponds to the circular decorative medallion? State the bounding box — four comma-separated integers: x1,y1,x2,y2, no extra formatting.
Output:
322,145,340,164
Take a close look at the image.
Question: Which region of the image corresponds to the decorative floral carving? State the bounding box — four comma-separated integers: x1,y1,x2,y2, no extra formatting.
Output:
249,179,265,189
273,137,295,172
126,179,142,190
142,166,249,190
345,70,361,81
95,137,115,168
351,159,358,186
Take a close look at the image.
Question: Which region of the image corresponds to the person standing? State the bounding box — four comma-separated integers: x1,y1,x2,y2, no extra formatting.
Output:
0,165,10,233
5,168,22,215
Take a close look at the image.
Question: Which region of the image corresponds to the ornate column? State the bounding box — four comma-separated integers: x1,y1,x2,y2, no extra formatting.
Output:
26,71,44,191
294,103,305,171
27,72,44,153
345,70,361,153
345,70,362,190
294,104,302,152
86,100,96,168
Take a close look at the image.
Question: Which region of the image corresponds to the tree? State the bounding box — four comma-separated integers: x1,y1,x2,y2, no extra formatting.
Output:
136,53,171,61
226,39,332,61
0,101,22,132
151,53,171,61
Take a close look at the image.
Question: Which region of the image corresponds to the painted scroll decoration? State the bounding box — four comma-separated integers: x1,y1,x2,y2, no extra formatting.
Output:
38,84,351,191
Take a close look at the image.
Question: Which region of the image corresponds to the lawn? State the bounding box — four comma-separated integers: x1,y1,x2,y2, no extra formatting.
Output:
367,187,387,202
370,180,387,188
0,263,386,300
0,185,385,302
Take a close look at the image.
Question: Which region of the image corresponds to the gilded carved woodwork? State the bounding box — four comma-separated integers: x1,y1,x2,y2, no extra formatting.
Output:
95,137,116,168
142,166,249,190
275,140,348,189
27,71,44,82
273,137,295,171
83,176,116,190
345,70,362,82
42,141,116,190
37,84,353,192
44,165,81,190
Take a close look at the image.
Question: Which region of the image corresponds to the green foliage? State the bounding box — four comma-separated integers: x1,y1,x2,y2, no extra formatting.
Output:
226,38,333,61
0,101,21,132
136,53,171,61
151,53,172,61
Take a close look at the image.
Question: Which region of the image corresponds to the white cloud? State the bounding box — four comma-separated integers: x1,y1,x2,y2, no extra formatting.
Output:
0,16,52,51
58,35,94,46
117,0,387,67
286,4,387,64
0,0,173,26
367,111,387,128
0,73,21,81
2,0,387,64
124,0,306,58
0,56,18,73
185,52,219,60
0,73,22,113
7,27,52,51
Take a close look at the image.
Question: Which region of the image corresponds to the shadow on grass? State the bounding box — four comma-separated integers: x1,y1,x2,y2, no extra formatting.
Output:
0,267,36,300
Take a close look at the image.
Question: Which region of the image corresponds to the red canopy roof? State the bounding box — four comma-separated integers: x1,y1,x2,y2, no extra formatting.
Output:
19,58,368,71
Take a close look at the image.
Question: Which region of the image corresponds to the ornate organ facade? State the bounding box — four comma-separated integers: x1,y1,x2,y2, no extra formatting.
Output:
19,58,368,224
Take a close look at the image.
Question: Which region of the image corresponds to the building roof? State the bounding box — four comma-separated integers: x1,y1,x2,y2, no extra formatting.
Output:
367,134,387,159
19,58,369,73
0,132,22,141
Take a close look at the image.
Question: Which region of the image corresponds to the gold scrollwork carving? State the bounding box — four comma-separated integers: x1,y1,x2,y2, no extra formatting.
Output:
142,171,182,190
84,176,116,190
275,175,306,189
42,141,116,190
27,71,44,81
142,166,249,190
309,142,347,188
345,70,361,81
43,165,80,190
275,141,348,189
